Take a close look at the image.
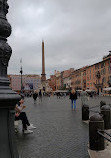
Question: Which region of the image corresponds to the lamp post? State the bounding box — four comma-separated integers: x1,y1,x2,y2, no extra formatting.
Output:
20,66,23,93
0,0,21,157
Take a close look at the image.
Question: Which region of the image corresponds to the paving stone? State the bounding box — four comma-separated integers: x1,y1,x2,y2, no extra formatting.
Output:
15,95,111,158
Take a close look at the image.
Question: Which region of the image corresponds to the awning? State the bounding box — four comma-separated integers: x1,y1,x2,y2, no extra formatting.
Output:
53,90,69,93
85,89,96,92
103,87,111,91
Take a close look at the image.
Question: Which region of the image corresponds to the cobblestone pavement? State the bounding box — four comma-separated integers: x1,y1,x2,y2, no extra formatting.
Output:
15,95,111,158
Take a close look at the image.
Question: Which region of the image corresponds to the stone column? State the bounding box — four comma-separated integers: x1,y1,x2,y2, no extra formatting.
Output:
0,0,21,157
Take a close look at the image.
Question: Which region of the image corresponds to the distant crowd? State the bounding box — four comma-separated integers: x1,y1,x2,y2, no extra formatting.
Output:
15,88,99,134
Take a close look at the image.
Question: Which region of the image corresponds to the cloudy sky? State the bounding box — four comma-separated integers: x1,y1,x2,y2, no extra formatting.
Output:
7,0,111,78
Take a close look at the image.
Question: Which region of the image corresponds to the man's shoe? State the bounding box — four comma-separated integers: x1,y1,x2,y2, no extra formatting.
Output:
24,129,33,134
28,124,36,130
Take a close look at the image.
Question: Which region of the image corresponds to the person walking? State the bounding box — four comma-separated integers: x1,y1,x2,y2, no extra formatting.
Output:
69,89,77,110
80,88,89,105
33,91,38,104
39,90,42,103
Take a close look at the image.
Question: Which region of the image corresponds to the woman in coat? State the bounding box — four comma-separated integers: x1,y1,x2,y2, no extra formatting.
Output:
69,89,77,110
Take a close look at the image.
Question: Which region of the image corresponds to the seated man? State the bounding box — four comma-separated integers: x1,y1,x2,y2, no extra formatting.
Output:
15,99,36,134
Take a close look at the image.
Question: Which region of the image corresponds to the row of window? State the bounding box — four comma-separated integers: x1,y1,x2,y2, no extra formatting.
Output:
87,76,111,85
87,83,93,86
88,65,111,75
95,62,105,70
12,80,40,83
87,67,111,81
73,75,111,86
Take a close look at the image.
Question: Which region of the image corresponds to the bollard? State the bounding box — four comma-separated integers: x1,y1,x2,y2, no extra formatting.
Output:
89,113,105,150
100,100,106,108
82,104,89,120
101,105,110,129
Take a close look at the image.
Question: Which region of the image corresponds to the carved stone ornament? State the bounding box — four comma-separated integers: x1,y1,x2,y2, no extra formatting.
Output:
4,0,9,15
0,0,12,68
0,0,9,15
0,18,11,38
0,0,11,39
0,40,12,66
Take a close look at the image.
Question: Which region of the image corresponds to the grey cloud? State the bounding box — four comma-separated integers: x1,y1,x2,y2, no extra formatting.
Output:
7,0,111,78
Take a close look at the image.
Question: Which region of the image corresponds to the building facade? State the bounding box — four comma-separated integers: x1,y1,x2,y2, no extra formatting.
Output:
48,75,56,91
62,68,74,89
71,67,87,90
54,70,61,90
47,52,111,94
85,53,111,93
9,74,41,92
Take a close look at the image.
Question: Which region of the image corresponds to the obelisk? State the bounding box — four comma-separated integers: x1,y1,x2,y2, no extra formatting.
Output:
41,40,46,83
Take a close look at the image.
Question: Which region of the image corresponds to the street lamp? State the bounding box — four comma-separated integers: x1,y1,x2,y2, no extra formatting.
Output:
20,66,23,93
0,1,21,157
